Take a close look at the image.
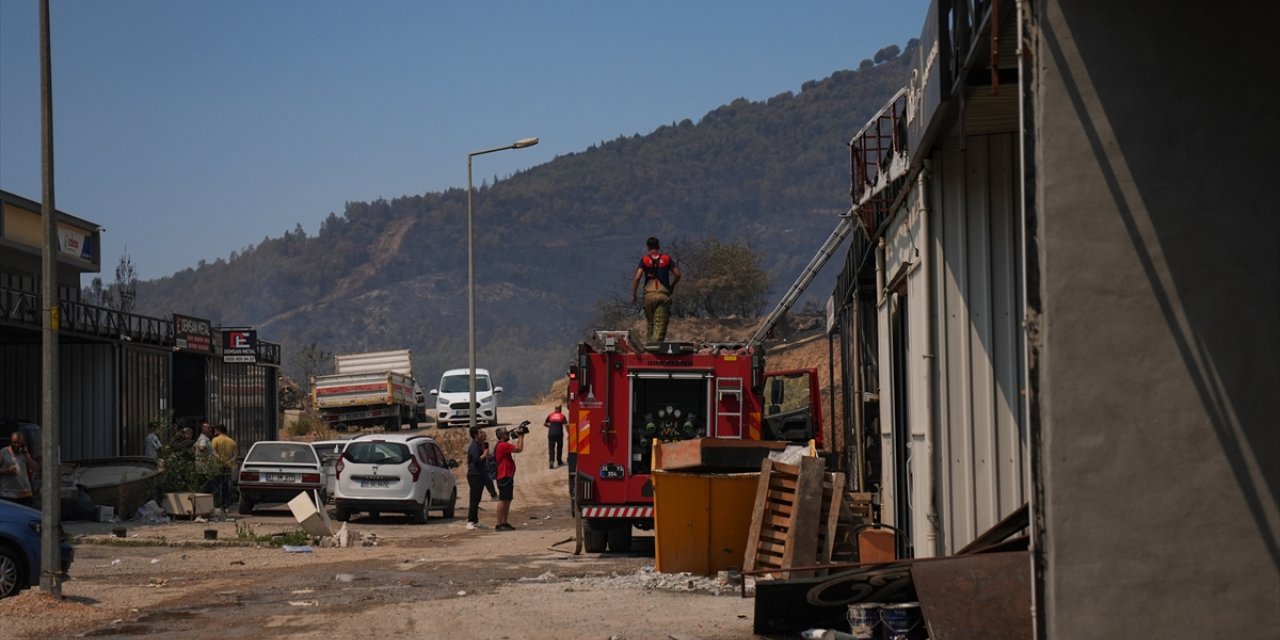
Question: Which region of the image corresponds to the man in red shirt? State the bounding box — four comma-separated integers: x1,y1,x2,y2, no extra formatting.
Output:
493,424,526,532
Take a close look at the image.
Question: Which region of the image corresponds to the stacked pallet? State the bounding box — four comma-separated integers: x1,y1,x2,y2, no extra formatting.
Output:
743,456,861,578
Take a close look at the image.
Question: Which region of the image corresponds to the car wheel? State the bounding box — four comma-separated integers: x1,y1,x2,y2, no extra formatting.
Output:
334,506,351,522
411,493,430,524
582,521,608,554
443,488,457,519
607,526,633,553
0,545,23,598
237,495,254,515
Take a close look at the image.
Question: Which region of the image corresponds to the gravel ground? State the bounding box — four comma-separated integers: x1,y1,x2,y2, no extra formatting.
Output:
0,404,758,639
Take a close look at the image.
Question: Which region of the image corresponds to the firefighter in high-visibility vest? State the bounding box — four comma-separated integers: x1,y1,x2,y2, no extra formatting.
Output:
544,404,567,469
630,236,682,344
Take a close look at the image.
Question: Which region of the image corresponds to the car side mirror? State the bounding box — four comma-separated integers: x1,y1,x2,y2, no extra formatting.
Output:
447,459,459,469
494,387,504,394
429,389,438,395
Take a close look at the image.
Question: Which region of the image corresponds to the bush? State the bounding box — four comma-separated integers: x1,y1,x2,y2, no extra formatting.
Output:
149,412,220,494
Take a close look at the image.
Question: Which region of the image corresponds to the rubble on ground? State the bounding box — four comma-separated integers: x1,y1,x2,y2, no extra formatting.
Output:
518,566,739,596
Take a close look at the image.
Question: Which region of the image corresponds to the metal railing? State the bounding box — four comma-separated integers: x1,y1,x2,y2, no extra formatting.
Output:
0,285,281,365
60,299,172,346
849,87,911,236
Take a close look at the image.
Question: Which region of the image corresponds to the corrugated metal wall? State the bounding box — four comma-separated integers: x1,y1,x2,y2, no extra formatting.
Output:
931,132,1027,553
0,343,41,421
61,342,118,460
119,346,170,457
206,360,277,448
0,341,119,459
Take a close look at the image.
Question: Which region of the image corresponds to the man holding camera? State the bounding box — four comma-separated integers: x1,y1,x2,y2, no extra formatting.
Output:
0,431,38,507
493,422,528,532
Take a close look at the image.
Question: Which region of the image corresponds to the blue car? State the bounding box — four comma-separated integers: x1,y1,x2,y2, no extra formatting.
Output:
0,501,74,598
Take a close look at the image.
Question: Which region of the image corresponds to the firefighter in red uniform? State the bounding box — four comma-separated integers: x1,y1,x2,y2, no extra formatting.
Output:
631,236,682,344
544,404,567,469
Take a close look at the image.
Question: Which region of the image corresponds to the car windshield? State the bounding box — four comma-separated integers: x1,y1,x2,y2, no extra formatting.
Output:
440,374,490,393
343,441,412,465
247,442,317,465
311,442,347,458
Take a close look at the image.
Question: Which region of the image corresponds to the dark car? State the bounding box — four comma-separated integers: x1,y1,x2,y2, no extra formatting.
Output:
0,500,74,598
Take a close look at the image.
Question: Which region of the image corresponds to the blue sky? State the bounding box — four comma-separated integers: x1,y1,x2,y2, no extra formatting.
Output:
1,1,929,280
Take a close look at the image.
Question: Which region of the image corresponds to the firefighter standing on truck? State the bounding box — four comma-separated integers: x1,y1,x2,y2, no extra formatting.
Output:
631,236,682,344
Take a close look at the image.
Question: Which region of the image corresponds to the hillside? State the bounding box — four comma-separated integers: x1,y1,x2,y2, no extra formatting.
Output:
135,45,914,402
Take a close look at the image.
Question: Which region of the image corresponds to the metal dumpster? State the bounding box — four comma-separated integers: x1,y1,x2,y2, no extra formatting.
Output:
652,469,759,576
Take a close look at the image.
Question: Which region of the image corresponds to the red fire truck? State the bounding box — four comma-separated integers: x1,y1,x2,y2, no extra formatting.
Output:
567,331,823,553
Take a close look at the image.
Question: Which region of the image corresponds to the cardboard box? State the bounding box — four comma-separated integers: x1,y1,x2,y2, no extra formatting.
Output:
288,491,333,537
163,492,215,517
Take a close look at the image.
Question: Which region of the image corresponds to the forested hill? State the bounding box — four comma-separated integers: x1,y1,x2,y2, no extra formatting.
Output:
136,45,914,402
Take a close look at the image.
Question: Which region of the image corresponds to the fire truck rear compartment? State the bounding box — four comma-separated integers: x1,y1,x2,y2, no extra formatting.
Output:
629,375,709,475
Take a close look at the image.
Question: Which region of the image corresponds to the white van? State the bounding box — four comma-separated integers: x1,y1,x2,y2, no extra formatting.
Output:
430,368,502,427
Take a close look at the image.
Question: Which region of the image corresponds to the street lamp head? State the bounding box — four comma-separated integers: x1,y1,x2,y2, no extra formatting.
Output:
513,137,540,149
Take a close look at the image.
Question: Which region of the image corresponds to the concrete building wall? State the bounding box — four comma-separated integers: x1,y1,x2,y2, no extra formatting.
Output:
1034,2,1280,637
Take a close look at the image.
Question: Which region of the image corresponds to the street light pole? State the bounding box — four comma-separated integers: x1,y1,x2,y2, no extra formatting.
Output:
38,0,64,597
465,137,539,432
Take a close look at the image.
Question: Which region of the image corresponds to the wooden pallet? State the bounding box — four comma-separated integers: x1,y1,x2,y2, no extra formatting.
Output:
743,457,825,578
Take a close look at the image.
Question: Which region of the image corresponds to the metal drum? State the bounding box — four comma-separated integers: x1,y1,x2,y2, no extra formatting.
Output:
846,602,882,639
879,602,926,640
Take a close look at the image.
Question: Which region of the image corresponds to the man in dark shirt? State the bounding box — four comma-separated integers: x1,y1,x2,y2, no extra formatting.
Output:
631,236,682,344
544,404,567,469
466,426,491,530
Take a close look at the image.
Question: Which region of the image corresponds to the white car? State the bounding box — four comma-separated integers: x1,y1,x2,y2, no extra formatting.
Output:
238,441,325,514
333,434,458,523
310,440,350,502
430,368,502,427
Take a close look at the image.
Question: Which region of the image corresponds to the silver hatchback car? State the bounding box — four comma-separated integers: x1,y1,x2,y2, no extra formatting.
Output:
332,434,458,524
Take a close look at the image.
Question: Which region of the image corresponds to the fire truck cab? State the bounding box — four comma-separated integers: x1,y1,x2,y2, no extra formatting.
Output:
567,331,823,553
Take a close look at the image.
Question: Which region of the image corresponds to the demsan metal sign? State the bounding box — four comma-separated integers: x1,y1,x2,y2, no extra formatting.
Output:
221,328,258,363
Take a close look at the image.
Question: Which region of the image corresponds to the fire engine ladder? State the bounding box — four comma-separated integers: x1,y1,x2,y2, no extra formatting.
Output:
716,377,745,438
747,215,853,347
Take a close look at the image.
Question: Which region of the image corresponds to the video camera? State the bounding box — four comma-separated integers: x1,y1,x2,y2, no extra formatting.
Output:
511,420,531,437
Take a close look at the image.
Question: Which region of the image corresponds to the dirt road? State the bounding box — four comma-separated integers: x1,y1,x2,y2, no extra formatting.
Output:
0,404,756,639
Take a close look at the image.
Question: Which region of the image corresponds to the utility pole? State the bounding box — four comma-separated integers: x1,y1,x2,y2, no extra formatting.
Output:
39,0,64,598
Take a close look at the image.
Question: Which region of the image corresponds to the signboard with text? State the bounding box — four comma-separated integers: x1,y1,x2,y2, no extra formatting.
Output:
222,328,258,363
173,314,213,353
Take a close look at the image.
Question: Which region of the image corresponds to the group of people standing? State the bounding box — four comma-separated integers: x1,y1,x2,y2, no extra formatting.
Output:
146,419,239,508
464,403,569,531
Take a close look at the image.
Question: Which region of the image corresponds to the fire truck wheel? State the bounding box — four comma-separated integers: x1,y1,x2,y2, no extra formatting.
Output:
583,522,608,553
607,526,633,553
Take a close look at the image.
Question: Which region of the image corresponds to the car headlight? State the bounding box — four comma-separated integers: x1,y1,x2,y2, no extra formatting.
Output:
481,395,494,405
